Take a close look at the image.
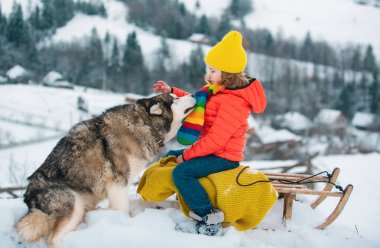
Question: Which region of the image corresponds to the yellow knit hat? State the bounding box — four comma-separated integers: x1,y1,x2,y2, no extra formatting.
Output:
205,30,247,73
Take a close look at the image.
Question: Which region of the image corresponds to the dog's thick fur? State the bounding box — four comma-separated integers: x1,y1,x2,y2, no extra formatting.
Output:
15,93,195,248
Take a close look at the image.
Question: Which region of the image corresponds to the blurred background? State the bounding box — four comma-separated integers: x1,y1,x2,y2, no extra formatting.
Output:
0,0,379,192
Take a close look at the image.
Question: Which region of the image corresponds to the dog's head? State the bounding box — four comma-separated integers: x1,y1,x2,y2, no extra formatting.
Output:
136,93,196,142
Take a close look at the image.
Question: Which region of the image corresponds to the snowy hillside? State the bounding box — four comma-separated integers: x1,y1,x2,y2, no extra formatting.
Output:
245,0,380,56
3,0,379,65
180,0,380,57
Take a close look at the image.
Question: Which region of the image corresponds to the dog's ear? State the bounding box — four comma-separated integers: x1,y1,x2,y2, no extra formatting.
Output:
149,103,163,115
136,98,149,110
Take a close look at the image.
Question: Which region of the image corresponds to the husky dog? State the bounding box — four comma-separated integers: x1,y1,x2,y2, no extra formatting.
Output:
15,93,195,248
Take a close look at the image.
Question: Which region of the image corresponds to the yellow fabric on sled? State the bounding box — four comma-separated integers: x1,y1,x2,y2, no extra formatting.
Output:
137,156,278,231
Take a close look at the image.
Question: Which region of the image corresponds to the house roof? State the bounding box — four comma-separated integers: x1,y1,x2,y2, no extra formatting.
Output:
281,111,313,131
255,126,302,145
6,65,28,79
314,109,343,125
188,33,209,43
43,71,63,84
352,112,376,128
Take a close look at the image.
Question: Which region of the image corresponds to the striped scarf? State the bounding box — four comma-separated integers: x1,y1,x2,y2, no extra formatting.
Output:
177,83,224,145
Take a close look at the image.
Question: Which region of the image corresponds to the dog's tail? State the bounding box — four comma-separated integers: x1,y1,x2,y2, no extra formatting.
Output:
15,208,52,242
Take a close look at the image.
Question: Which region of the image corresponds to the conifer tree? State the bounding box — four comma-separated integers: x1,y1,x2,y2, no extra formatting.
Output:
0,3,7,35
188,45,205,89
216,14,232,40
300,32,314,62
80,28,105,89
369,72,379,114
122,31,148,94
196,15,210,35
54,0,74,27
152,35,171,82
336,83,355,118
229,0,253,19
5,3,25,46
363,45,377,74
123,31,143,71
40,0,56,30
29,6,41,30
107,39,123,91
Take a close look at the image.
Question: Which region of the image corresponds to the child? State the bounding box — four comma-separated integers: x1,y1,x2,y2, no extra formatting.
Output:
153,30,267,235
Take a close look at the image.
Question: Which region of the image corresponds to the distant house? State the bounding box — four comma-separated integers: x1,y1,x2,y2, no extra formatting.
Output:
358,132,380,153
249,126,302,159
187,33,210,45
6,65,31,84
272,111,313,135
352,112,380,131
43,71,63,84
314,109,347,136
42,71,74,89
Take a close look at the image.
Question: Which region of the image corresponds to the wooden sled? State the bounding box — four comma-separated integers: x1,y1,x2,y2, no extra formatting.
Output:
264,168,353,229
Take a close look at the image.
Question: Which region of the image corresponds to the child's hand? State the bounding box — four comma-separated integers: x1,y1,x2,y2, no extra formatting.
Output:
177,155,184,164
153,81,171,94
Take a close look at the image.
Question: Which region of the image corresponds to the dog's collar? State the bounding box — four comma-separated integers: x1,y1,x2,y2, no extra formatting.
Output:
136,106,165,148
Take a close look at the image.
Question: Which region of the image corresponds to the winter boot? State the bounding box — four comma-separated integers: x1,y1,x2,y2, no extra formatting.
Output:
195,221,223,236
191,209,224,236
189,209,224,225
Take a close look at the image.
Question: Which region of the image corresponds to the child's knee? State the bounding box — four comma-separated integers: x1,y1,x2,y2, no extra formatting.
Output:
172,164,188,185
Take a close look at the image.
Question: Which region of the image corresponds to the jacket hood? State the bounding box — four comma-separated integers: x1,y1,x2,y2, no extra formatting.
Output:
221,78,267,113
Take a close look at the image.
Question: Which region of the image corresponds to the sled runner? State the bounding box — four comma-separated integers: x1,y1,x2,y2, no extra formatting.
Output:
264,168,353,229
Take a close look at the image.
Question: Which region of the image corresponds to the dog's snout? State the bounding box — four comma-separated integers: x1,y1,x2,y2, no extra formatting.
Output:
190,94,195,98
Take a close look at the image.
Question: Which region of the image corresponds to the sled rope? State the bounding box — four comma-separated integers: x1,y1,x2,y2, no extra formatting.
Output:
236,166,344,192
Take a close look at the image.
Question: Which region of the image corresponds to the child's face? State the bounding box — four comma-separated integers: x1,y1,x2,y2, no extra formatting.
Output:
205,67,223,85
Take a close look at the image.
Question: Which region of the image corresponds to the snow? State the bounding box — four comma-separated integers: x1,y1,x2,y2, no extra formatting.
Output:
352,112,376,128
245,0,380,57
255,126,302,144
0,119,60,147
181,0,380,57
281,111,313,132
357,132,380,151
42,71,63,85
0,152,379,247
43,8,199,70
314,109,343,126
0,85,126,131
247,115,258,130
6,65,28,80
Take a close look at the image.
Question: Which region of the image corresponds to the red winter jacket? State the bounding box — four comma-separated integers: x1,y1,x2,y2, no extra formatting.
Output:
172,78,266,162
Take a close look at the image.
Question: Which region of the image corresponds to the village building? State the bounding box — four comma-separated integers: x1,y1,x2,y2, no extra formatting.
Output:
6,65,31,84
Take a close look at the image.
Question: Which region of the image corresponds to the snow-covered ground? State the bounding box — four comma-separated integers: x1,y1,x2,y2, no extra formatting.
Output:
0,84,379,247
0,149,379,247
